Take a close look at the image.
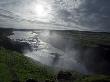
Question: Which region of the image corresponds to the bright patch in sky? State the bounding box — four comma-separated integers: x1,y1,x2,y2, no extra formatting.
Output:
0,0,110,31
35,4,46,17
32,1,53,22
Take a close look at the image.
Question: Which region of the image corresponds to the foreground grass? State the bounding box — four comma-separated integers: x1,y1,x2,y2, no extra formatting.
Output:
0,48,110,82
0,48,55,82
75,75,110,82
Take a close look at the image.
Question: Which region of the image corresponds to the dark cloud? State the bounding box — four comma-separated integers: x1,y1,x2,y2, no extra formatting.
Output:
79,0,110,31
55,0,110,31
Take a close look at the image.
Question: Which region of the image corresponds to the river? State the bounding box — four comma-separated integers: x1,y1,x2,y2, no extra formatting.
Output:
9,30,88,74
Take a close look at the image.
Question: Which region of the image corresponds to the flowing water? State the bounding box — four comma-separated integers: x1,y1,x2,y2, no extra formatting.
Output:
9,30,88,74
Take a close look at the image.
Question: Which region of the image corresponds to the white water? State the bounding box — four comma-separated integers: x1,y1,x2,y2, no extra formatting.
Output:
9,30,88,73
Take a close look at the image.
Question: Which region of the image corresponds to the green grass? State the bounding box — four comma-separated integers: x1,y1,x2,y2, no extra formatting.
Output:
52,30,110,47
0,63,12,82
77,75,110,82
0,48,55,82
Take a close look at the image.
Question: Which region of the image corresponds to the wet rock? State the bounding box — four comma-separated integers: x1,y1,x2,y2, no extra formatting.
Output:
45,79,55,82
12,80,20,82
57,71,73,81
26,79,38,82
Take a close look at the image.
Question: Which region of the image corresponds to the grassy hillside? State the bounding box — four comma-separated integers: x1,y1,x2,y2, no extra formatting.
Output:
48,30,110,47
0,48,55,82
0,48,110,82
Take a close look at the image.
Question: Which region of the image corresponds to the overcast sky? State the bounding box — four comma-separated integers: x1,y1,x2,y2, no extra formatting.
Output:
0,0,110,31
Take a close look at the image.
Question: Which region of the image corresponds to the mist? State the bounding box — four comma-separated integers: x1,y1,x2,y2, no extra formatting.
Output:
37,30,88,74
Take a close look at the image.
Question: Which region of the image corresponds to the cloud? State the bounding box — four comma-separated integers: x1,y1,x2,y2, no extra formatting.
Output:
0,0,110,31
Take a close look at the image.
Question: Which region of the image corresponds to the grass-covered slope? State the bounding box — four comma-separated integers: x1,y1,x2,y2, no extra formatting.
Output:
0,48,110,82
48,30,110,47
0,48,55,82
